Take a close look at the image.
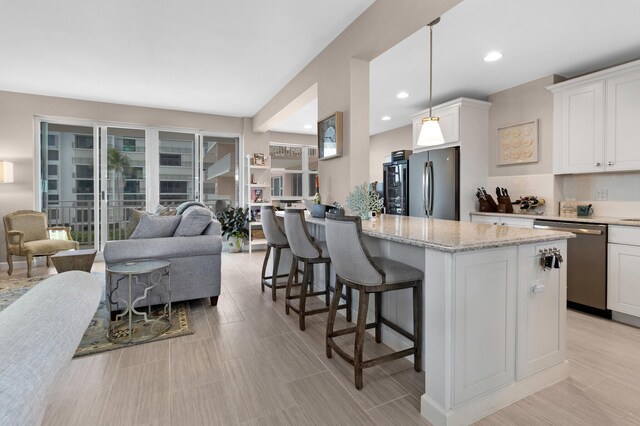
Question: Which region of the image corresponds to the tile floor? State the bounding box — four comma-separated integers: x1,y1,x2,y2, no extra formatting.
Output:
5,251,639,425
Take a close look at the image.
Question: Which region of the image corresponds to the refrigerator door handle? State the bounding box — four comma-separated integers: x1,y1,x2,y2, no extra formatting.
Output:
422,162,428,215
427,161,434,216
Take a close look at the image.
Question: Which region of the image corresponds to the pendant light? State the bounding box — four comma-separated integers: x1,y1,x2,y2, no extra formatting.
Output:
417,17,445,147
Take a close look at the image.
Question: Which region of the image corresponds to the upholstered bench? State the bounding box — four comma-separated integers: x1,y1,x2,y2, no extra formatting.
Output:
0,271,102,425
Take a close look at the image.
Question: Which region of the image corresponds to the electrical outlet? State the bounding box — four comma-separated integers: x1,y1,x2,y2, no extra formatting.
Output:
594,190,608,201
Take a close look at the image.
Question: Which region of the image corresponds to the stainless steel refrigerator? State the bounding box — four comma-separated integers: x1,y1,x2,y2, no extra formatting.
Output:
408,147,460,220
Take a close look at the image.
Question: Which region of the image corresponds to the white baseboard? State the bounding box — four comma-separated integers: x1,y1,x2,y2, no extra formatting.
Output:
421,361,569,426
612,311,640,328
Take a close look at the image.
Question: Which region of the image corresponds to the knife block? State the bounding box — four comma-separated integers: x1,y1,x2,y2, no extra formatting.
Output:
497,195,514,213
478,198,496,212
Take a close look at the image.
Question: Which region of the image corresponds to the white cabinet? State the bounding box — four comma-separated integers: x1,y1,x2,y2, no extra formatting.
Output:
516,241,567,379
453,247,517,405
550,59,640,174
608,225,640,317
471,214,534,228
606,69,640,171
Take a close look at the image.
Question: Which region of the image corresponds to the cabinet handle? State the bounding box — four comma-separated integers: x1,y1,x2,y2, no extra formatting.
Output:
595,162,601,166
607,161,613,166
501,222,506,225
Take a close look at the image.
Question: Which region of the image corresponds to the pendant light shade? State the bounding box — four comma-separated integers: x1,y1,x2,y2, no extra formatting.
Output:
417,17,445,147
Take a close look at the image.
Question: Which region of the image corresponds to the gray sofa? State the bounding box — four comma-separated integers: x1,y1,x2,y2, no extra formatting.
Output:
0,271,102,426
104,215,223,310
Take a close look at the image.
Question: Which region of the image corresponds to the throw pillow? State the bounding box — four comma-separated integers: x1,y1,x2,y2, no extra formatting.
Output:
130,214,182,239
154,205,177,216
126,209,149,239
173,206,213,237
176,201,208,215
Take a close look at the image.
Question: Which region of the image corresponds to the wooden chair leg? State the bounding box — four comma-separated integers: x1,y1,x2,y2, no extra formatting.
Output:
26,254,33,278
375,292,382,343
346,287,353,323
272,247,281,301
260,245,271,293
413,281,423,372
354,289,370,390
46,255,52,268
6,254,13,276
285,256,297,315
298,260,310,331
325,263,331,306
326,278,344,359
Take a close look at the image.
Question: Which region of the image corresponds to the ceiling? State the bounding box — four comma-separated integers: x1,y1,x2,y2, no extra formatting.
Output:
369,0,640,135
270,98,318,135
0,0,374,117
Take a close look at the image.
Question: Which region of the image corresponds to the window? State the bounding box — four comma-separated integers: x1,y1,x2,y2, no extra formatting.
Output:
122,139,136,152
126,167,144,180
48,165,58,176
48,150,59,161
76,165,93,179
269,144,316,198
48,134,57,147
49,180,58,191
75,135,93,149
160,153,182,166
124,181,140,193
48,194,59,202
75,180,93,194
160,181,187,194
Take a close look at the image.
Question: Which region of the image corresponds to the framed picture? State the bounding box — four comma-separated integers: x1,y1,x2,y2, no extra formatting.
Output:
253,153,265,166
497,120,538,166
318,111,343,160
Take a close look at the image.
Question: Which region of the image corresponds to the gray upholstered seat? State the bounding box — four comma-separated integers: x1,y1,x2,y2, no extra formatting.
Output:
324,214,422,390
283,209,348,330
260,206,290,301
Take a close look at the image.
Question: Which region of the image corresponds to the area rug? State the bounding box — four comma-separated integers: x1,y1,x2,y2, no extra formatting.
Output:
0,273,194,358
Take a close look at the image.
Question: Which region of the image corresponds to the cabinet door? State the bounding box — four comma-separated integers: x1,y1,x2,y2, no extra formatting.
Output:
517,242,566,379
501,217,534,228
558,82,605,174
453,248,516,405
412,105,460,151
608,243,640,316
606,70,640,171
471,215,500,225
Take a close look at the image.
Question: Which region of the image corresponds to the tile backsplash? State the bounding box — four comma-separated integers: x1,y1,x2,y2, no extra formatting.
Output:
487,174,556,215
560,172,640,217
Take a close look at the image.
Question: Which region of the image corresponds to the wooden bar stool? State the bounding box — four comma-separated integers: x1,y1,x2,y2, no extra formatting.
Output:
324,214,422,390
283,209,350,330
260,206,291,301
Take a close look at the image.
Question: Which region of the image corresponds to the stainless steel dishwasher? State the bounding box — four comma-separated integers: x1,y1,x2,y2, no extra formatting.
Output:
533,220,610,318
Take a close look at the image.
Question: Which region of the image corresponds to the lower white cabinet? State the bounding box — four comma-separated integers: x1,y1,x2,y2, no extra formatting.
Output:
471,214,534,228
608,238,640,317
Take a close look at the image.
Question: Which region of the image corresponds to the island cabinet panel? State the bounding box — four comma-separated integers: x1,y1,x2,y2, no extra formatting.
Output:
453,248,517,405
516,241,567,379
608,243,640,317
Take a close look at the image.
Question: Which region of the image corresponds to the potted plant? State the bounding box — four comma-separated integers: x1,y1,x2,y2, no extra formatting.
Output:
345,182,384,220
216,207,249,253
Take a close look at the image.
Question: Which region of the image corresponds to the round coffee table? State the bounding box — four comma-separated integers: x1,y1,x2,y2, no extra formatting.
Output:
106,259,171,344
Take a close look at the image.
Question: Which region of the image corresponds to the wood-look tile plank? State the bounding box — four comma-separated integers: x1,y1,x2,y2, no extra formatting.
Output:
367,395,429,426
240,406,313,426
118,339,169,369
43,391,111,426
258,332,327,382
389,367,425,401
208,319,270,361
170,338,225,392
171,381,236,426
205,292,245,325
286,371,376,425
170,309,213,344
105,359,170,426
220,354,297,424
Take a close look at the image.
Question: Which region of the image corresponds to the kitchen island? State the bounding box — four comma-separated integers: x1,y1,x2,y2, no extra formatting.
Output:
281,213,574,425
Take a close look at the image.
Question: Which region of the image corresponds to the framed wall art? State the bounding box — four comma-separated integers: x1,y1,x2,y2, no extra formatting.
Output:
318,111,343,160
497,120,538,166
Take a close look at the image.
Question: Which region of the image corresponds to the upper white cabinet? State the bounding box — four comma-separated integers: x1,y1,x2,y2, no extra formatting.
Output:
550,60,640,174
410,97,489,152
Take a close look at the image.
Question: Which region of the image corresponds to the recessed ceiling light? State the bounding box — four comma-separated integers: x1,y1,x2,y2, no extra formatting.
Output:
484,51,503,62
396,91,409,99
381,116,391,121
303,124,312,129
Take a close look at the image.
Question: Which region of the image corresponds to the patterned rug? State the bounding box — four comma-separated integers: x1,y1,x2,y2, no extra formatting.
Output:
0,273,194,358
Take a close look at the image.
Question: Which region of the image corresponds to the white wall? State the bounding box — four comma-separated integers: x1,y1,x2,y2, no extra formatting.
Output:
369,125,412,183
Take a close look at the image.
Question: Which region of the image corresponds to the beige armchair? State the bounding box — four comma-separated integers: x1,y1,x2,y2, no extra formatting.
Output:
4,210,79,277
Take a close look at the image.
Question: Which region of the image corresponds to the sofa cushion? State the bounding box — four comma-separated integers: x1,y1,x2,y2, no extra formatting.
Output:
176,201,208,215
130,215,181,239
104,234,222,264
126,209,148,239
173,206,213,237
22,239,78,255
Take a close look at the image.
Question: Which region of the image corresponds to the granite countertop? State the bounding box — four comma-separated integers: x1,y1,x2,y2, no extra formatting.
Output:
289,213,573,253
469,211,640,227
